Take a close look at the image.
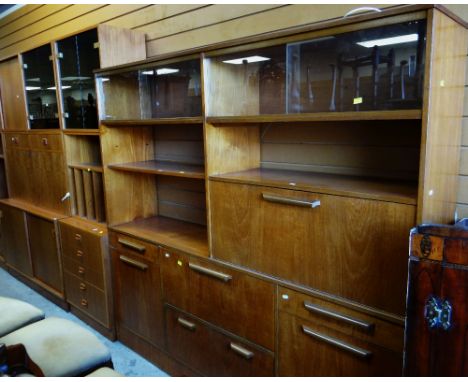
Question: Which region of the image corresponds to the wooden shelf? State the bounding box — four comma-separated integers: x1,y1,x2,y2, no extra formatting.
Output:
210,168,418,205
63,129,100,136
101,117,204,127
111,215,208,258
206,110,422,125
108,160,205,179
69,162,103,173
0,198,68,220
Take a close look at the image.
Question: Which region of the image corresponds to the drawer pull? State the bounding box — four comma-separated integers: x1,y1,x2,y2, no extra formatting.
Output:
302,325,372,359
80,299,88,307
177,317,196,331
188,263,232,283
230,342,254,360
79,283,86,291
76,250,84,258
117,238,146,253
262,193,320,208
74,233,82,241
119,255,148,271
78,266,85,275
304,302,374,332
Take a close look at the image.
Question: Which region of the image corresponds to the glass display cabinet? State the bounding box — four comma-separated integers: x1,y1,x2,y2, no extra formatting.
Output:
96,57,202,121
22,44,60,129
56,29,100,129
205,19,426,116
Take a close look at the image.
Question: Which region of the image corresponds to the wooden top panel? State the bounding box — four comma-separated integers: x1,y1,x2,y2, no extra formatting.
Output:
59,215,108,235
207,110,422,125
108,160,205,179
210,168,418,205
0,198,68,220
110,215,208,258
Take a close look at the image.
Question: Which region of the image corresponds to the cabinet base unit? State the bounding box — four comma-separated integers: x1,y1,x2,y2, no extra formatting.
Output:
405,224,468,377
59,217,114,338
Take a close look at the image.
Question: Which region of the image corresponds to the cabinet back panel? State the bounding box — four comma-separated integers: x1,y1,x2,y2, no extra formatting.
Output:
154,125,204,165
260,121,421,180
157,177,206,226
65,135,102,165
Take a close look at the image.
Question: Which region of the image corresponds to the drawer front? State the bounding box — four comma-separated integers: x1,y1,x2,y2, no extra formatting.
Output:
166,306,274,377
278,287,404,353
60,222,103,272
29,134,62,151
64,271,108,326
4,133,30,149
278,311,402,376
161,249,275,351
62,255,104,289
210,180,416,316
112,248,164,348
109,231,158,258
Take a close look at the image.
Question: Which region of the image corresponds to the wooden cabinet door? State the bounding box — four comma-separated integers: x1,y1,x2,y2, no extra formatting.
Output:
5,148,30,200
210,181,415,315
161,249,276,351
111,247,164,348
0,204,32,276
278,311,402,376
166,306,274,376
0,57,28,131
27,214,63,293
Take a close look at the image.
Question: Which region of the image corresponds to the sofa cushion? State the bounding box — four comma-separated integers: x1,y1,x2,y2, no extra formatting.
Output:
0,317,111,377
0,296,45,337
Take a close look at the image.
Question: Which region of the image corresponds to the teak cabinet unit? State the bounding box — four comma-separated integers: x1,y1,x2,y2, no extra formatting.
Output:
0,4,466,378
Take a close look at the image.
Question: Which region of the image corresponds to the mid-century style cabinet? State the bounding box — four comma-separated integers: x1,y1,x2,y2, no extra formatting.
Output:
0,4,467,377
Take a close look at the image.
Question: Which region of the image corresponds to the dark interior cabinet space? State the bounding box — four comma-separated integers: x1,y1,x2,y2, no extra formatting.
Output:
22,44,60,129
111,241,164,348
57,29,100,129
26,214,63,293
0,204,32,276
405,224,468,377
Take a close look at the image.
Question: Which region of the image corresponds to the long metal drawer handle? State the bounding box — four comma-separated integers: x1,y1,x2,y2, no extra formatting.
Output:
304,302,374,332
230,342,254,360
118,238,146,253
177,317,196,331
119,255,148,271
188,263,232,283
302,325,372,359
262,193,320,208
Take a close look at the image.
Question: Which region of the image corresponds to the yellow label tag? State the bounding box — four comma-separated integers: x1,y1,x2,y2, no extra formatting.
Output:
177,260,183,267
353,97,363,105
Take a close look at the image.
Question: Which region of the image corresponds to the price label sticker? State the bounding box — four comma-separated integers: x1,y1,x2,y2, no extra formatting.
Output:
353,97,363,105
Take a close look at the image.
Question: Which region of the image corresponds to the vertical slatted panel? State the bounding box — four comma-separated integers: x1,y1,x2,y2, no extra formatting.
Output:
73,168,85,217
92,171,106,223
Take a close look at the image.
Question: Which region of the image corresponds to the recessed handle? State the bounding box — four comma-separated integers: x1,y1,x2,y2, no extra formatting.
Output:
119,255,148,271
117,238,146,253
80,298,88,307
41,137,48,146
177,317,196,331
79,283,86,291
230,342,254,360
74,233,82,241
262,193,320,208
76,250,83,258
302,325,372,359
78,266,85,275
188,262,232,283
303,301,374,332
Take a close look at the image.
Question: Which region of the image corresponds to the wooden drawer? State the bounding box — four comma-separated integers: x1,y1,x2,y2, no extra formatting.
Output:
62,255,104,290
278,287,404,353
210,180,416,316
278,311,402,376
4,133,29,149
161,249,275,350
166,306,274,376
109,231,158,258
29,134,62,151
60,221,104,272
64,270,108,326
